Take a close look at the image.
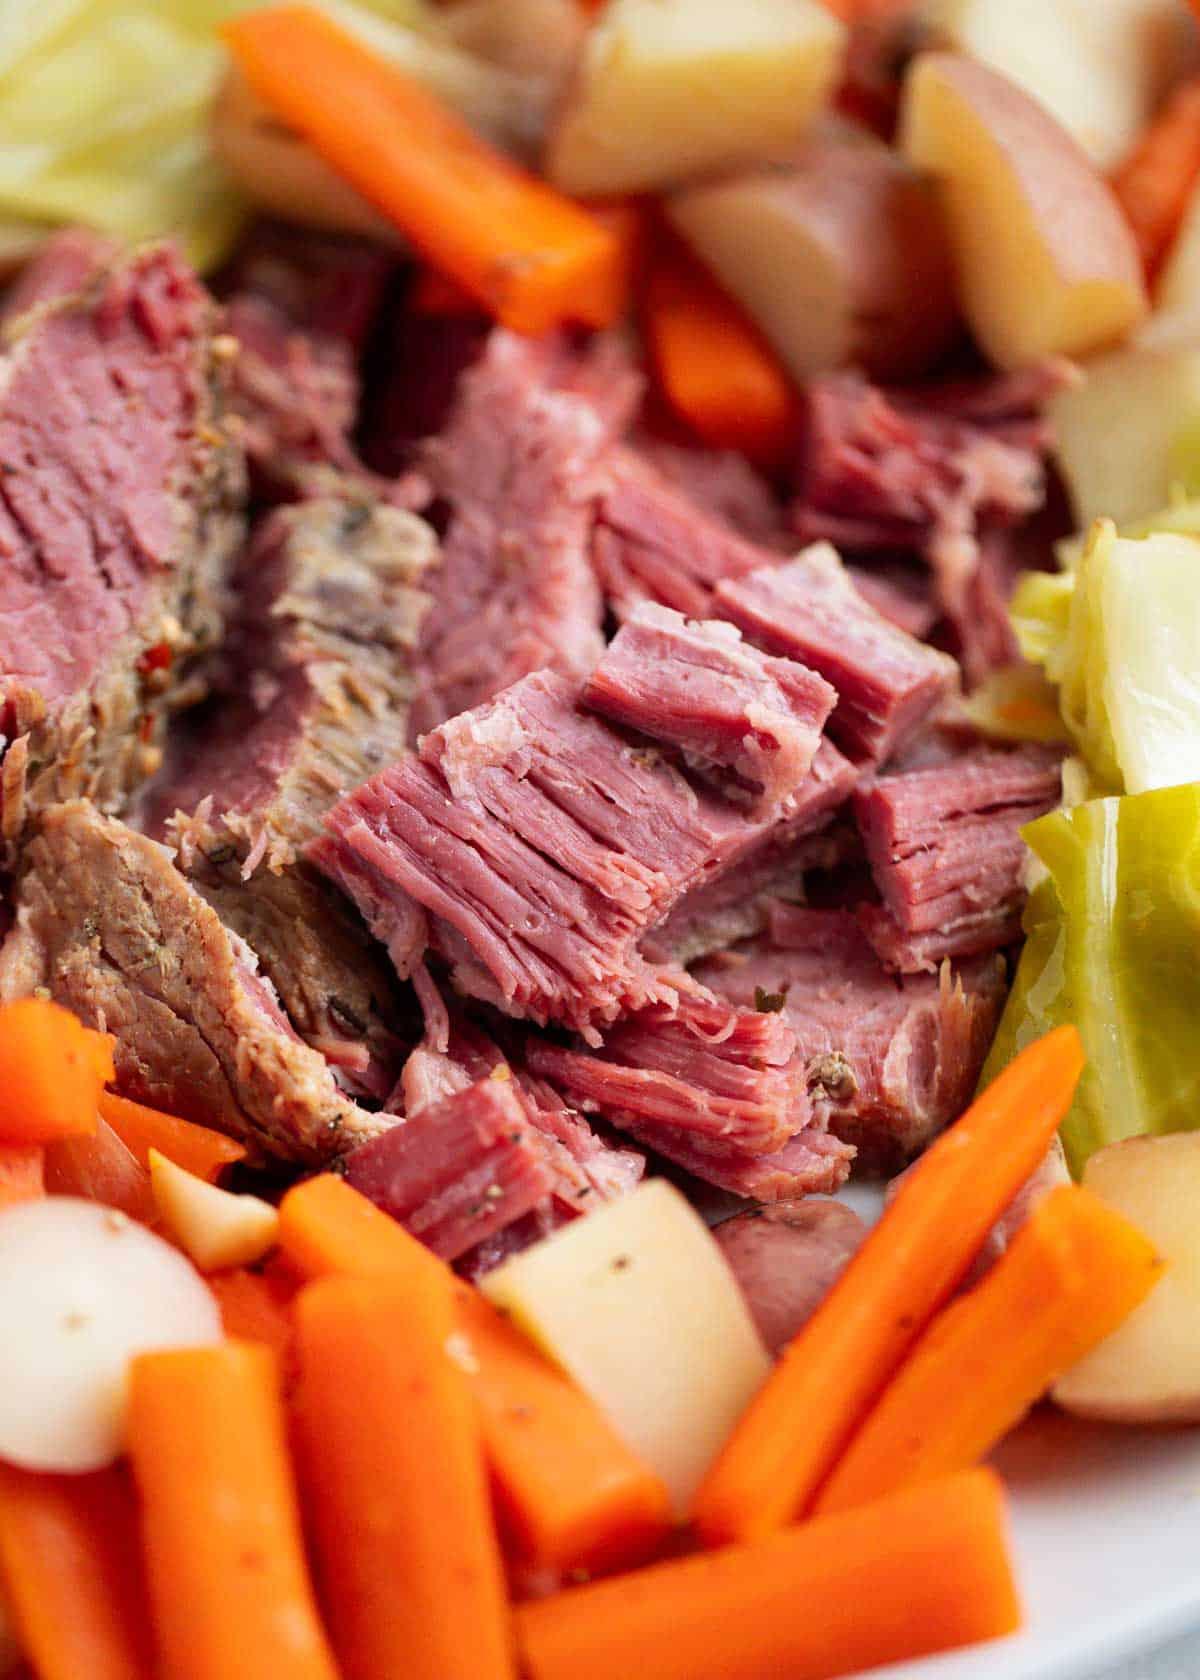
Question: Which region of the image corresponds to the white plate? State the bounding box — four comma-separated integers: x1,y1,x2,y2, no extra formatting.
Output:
833,1185,1200,1678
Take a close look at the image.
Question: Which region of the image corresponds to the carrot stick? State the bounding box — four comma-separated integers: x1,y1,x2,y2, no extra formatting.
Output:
0,998,107,1144
642,233,796,467
0,1143,44,1210
692,1025,1085,1545
98,1092,246,1184
294,1274,516,1680
1111,76,1200,277
280,1175,673,1573
0,1463,154,1680
127,1341,339,1680
224,5,626,333
208,1268,297,1379
816,1186,1162,1515
517,1468,1019,1680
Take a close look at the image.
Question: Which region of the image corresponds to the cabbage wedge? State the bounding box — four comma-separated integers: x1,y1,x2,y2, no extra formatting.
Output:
983,786,1200,1175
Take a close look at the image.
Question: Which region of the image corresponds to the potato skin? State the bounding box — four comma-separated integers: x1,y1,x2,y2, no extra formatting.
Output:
714,1199,867,1357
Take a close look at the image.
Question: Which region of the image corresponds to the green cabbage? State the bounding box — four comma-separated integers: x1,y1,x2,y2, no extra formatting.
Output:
984,786,1200,1176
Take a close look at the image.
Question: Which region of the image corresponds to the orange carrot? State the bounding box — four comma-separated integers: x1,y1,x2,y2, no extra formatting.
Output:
225,5,626,333
692,1025,1085,1545
642,233,796,467
280,1175,673,1573
0,997,107,1144
43,1118,155,1222
98,1091,246,1184
517,1469,1019,1680
0,1142,44,1210
127,1341,339,1680
815,1185,1163,1514
0,1463,154,1680
1111,76,1200,277
208,1267,297,1382
294,1273,516,1680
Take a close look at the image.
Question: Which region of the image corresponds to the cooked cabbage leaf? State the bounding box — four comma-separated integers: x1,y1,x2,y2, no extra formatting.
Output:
983,786,1200,1176
1012,519,1200,794
959,663,1069,747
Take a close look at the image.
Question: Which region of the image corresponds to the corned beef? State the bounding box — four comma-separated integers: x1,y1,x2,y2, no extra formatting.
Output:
714,1200,868,1356
695,903,1007,1168
0,802,379,1161
632,437,787,548
0,227,118,325
854,748,1062,972
581,602,836,811
0,243,245,863
714,545,957,765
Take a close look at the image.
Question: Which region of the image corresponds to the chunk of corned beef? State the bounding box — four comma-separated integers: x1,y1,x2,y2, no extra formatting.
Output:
412,331,639,733
591,447,773,621
0,243,245,863
845,562,939,640
0,227,119,325
642,1128,854,1201
714,545,957,766
695,903,1007,1169
0,802,379,1161
311,671,857,1039
581,602,835,811
138,495,434,1098
630,436,788,548
714,1199,868,1356
218,223,396,500
790,364,1069,634
854,747,1062,973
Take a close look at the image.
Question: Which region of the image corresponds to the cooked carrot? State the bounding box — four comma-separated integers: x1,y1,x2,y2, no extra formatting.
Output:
207,1267,297,1384
280,1175,673,1573
294,1274,515,1680
1111,76,1200,277
43,1118,155,1222
642,233,796,467
225,5,626,333
517,1468,1019,1680
0,1143,44,1210
0,998,107,1144
0,1463,154,1680
817,1185,1162,1514
692,1025,1085,1545
128,1341,339,1680
99,1092,246,1184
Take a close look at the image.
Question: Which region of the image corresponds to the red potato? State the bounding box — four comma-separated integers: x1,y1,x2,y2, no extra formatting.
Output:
714,1200,868,1357
667,123,959,381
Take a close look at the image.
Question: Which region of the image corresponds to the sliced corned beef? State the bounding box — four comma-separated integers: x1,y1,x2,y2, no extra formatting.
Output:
581,602,836,811
218,222,395,500
641,1127,854,1201
0,802,379,1161
141,495,434,1097
0,243,245,863
695,903,1007,1168
845,561,939,640
0,227,118,325
854,747,1062,973
412,330,631,733
629,436,788,549
312,671,857,1039
714,1200,868,1356
714,545,957,765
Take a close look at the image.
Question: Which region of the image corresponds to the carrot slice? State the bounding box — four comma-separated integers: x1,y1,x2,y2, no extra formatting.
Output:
815,1184,1163,1514
280,1174,673,1573
128,1341,338,1680
642,232,796,467
1111,76,1200,277
0,998,106,1144
224,5,626,333
0,1463,154,1680
0,1143,44,1211
294,1273,516,1680
98,1092,246,1184
517,1468,1019,1680
43,1118,155,1221
692,1025,1085,1545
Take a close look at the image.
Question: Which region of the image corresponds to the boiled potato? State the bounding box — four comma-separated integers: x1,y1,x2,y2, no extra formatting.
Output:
148,1150,279,1273
481,1179,770,1513
0,1198,221,1472
900,52,1147,370
545,0,844,197
1052,1133,1200,1422
668,122,958,381
923,0,1188,171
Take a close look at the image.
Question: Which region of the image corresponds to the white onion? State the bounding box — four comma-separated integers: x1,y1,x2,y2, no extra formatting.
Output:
0,1197,222,1472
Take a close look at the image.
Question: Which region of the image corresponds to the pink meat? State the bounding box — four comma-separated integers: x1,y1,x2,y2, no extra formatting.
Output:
714,546,957,765
714,1200,867,1356
582,602,836,811
0,227,119,324
631,436,788,548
